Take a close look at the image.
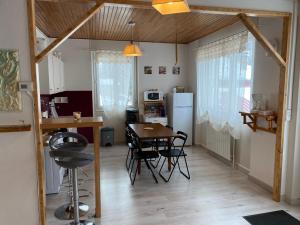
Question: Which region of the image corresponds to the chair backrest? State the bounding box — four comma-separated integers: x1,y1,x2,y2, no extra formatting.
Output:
172,131,187,150
49,132,88,152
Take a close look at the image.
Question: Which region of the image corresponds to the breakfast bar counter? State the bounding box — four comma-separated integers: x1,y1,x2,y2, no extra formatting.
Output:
41,116,103,218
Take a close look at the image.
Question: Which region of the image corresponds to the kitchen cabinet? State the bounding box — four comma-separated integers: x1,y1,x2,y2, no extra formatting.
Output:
39,54,64,95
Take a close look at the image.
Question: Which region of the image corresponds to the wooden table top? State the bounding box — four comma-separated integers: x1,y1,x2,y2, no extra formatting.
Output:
41,116,103,129
129,123,177,140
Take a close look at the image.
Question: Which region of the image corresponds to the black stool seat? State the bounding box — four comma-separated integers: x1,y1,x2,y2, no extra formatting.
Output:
159,149,187,157
50,150,94,169
49,132,88,152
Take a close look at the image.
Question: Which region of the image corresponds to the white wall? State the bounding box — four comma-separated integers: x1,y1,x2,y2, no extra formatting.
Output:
57,39,188,142
0,0,39,224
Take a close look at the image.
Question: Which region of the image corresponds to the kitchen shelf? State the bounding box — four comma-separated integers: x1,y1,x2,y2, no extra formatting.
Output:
239,111,277,134
0,124,31,133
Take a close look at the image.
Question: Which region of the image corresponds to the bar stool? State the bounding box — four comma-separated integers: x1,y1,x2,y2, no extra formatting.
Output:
49,132,90,221
50,148,95,225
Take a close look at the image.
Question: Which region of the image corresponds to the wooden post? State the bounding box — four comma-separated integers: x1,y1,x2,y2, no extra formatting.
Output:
238,13,286,67
273,16,291,202
93,126,101,217
26,0,46,225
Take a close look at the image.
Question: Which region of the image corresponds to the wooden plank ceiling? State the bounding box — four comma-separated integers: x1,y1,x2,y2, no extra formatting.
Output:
35,1,239,44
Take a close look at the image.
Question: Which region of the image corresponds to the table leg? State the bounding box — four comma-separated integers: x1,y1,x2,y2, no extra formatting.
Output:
168,137,171,171
93,126,101,218
138,139,142,175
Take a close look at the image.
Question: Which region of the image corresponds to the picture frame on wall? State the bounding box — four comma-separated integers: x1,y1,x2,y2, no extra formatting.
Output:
159,66,167,75
144,66,152,75
172,66,180,75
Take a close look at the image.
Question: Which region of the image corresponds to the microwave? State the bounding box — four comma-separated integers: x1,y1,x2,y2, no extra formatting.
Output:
144,91,163,101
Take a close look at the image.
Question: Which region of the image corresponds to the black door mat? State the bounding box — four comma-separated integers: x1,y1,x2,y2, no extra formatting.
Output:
244,210,300,225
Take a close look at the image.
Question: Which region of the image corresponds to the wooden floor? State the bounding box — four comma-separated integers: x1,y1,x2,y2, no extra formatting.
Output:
46,145,300,225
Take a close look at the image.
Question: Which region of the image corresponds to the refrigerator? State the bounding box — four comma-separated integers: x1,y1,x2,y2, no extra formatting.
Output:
168,93,193,146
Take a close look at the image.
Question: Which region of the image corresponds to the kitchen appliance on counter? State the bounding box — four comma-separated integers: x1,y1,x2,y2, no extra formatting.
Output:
168,93,193,145
144,90,164,101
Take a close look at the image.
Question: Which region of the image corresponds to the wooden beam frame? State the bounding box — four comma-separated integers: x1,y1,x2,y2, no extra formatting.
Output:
27,1,46,225
37,0,291,17
238,13,286,67
35,1,104,63
273,16,291,201
27,1,292,224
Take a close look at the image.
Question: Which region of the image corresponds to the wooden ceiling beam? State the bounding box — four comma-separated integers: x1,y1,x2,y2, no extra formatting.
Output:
238,13,286,68
35,1,104,63
36,0,291,17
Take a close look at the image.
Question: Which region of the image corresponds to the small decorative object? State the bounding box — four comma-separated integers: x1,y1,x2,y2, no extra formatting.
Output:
251,93,266,112
172,66,180,75
0,49,22,111
73,111,81,120
144,66,152,75
159,66,167,75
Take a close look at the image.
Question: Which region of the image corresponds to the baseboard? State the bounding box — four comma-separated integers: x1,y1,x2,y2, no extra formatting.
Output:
236,163,250,175
248,175,273,193
198,143,233,167
285,196,300,205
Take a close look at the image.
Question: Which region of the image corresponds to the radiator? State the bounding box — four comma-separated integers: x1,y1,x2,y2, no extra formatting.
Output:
206,125,234,162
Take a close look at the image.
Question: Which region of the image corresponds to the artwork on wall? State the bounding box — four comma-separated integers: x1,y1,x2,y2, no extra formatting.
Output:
172,66,180,75
159,66,167,75
144,66,152,75
0,49,22,111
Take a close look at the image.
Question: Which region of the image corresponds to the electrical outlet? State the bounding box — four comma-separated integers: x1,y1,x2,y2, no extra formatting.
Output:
18,81,33,91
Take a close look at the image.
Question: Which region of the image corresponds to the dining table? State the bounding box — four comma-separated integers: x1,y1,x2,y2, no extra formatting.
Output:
128,123,178,172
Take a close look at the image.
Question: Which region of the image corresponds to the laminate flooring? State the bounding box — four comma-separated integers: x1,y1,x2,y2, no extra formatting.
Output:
46,145,300,225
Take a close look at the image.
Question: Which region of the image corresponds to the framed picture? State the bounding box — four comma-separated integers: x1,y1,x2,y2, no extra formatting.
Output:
0,49,22,111
159,66,167,75
144,66,152,75
172,66,180,75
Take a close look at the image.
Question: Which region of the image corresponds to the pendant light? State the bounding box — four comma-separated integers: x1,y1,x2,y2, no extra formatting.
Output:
123,21,142,57
152,0,191,15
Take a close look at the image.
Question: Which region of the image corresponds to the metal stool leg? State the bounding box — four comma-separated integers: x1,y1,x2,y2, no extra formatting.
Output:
68,168,94,225
55,169,89,220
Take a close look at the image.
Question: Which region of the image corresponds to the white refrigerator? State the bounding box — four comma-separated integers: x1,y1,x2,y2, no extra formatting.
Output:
168,93,193,146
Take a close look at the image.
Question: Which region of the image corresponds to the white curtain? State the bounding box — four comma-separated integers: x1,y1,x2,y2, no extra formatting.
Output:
196,32,255,139
93,50,135,120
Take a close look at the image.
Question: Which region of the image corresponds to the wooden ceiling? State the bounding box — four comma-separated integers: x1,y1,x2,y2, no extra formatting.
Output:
35,1,239,44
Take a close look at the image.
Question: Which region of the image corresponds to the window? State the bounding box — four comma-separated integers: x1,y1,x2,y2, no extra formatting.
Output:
196,31,255,139
92,50,136,118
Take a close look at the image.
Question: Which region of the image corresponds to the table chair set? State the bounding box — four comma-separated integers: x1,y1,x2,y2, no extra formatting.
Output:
125,123,191,185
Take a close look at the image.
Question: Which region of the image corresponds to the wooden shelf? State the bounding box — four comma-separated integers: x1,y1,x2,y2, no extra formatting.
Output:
239,112,277,134
0,124,31,133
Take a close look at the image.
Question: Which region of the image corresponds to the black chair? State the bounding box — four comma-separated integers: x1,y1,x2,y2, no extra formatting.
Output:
125,127,136,171
49,132,91,221
129,134,159,185
158,131,190,182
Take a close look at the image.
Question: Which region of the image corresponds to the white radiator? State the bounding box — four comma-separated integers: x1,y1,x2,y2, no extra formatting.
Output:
206,125,234,162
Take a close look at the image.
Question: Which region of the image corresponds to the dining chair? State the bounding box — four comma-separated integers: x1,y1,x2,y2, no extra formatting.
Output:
129,134,159,185
158,131,191,182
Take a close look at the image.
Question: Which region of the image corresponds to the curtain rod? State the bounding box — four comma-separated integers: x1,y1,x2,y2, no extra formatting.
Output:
193,29,248,51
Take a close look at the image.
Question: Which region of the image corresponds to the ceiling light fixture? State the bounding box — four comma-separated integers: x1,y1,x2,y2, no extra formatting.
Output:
123,21,142,57
152,0,191,15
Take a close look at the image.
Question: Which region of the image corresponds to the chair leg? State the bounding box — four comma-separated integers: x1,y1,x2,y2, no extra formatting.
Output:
158,157,175,182
144,158,158,183
125,149,130,171
129,160,138,185
150,155,161,168
177,156,191,180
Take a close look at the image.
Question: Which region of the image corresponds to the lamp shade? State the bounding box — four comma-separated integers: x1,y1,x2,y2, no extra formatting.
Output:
123,43,142,57
152,0,191,15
